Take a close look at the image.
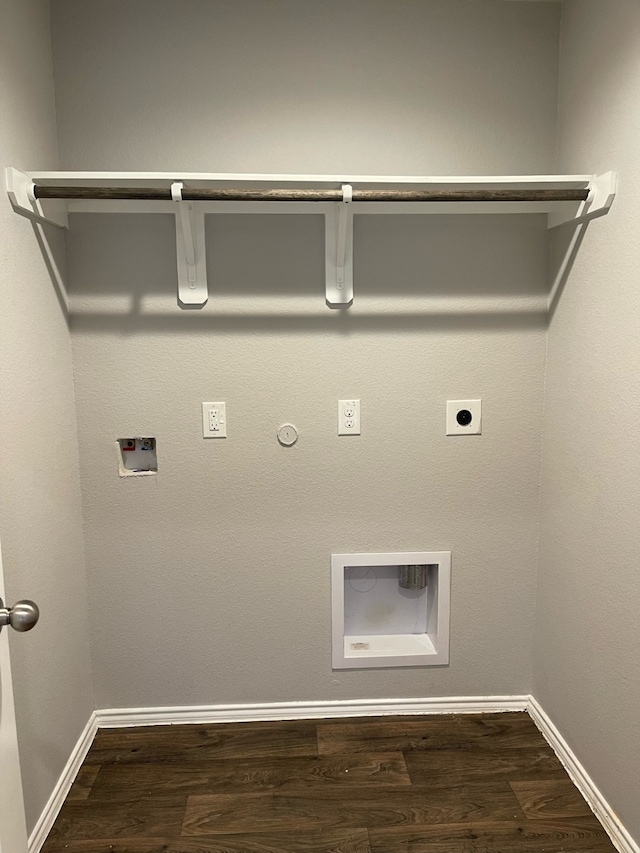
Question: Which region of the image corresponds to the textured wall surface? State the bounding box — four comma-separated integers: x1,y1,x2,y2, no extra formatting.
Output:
51,0,560,175
0,0,94,832
51,0,560,710
534,0,640,843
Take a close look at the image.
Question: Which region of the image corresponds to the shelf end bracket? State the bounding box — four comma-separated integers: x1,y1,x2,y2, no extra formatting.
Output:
325,183,354,307
171,181,208,308
548,171,617,229
5,167,68,228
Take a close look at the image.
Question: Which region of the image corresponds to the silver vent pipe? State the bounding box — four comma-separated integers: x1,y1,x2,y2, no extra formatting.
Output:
399,565,428,590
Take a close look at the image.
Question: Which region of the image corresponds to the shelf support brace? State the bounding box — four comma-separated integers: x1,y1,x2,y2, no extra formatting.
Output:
5,167,68,228
171,181,208,307
548,171,617,228
325,184,353,307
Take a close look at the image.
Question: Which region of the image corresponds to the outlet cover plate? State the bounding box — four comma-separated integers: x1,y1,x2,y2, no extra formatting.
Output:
446,399,482,435
338,399,361,435
202,402,227,438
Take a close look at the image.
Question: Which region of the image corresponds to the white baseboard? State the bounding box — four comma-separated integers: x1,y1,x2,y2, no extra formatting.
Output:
95,694,528,727
28,711,98,853
528,696,639,853
30,694,638,853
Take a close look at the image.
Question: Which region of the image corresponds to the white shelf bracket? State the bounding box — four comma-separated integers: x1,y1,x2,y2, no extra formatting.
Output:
325,183,354,307
548,171,617,229
5,167,68,228
171,181,208,307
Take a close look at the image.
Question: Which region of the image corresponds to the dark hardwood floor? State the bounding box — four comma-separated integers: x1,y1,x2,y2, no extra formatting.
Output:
41,712,617,853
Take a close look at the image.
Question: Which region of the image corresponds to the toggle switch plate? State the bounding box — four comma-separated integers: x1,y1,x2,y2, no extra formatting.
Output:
202,402,227,438
338,399,361,435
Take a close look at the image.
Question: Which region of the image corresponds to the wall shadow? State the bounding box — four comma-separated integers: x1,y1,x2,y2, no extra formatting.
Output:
62,211,560,334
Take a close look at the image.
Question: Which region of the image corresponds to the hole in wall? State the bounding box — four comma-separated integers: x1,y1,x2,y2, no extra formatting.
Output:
117,438,157,477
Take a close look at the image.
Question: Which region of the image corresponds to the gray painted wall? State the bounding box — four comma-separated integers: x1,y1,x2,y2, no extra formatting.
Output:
51,0,559,709
51,0,560,175
8,1,639,844
0,0,94,832
533,0,640,842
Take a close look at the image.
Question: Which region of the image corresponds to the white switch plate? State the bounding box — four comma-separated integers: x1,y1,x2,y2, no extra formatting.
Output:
446,399,482,435
202,402,227,438
338,399,361,435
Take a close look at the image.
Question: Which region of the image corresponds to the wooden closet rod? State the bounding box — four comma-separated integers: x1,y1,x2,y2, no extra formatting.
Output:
33,186,590,203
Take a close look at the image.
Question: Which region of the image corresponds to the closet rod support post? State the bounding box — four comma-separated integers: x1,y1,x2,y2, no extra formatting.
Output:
171,181,208,308
325,184,354,307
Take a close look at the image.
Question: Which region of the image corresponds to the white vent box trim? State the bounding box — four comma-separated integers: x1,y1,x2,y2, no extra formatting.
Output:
331,551,451,669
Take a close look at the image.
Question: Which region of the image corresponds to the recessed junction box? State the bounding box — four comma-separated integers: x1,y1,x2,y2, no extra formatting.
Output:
331,551,451,669
117,438,157,477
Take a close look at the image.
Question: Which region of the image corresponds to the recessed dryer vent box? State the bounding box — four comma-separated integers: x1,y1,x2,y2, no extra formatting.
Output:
331,551,451,669
117,438,157,477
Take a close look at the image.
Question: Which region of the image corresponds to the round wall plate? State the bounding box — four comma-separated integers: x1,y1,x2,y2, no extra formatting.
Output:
277,424,298,446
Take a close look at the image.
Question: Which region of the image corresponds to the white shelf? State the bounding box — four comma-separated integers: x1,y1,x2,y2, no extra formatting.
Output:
5,167,616,310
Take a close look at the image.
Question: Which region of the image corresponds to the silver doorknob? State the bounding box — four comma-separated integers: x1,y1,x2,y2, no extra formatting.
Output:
0,598,39,633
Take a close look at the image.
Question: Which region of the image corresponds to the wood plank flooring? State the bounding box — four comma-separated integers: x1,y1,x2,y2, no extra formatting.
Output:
41,712,617,853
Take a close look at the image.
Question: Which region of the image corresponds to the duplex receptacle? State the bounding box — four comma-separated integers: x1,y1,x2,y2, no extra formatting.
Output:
202,402,227,438
338,399,361,435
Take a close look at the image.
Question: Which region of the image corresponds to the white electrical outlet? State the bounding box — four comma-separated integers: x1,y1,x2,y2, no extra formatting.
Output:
338,399,361,435
202,402,227,438
446,399,482,435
